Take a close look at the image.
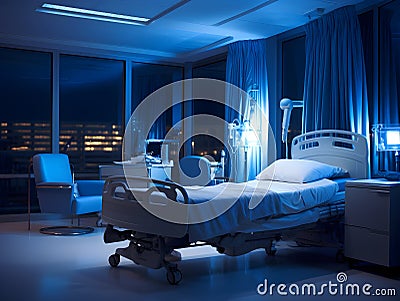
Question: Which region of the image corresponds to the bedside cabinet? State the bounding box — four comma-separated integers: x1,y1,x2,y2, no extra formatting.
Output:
345,179,400,267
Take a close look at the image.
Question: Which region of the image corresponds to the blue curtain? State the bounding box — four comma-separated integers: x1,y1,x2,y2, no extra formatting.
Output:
359,7,400,174
302,5,369,141
225,39,270,181
132,64,182,140
378,10,399,125
374,8,400,173
133,72,167,139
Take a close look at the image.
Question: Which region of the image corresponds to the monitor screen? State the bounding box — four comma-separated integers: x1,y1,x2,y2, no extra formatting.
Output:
386,130,400,146
146,140,162,158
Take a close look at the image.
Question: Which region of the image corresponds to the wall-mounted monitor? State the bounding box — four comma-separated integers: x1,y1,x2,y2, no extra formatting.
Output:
146,139,163,158
386,130,400,147
373,124,400,152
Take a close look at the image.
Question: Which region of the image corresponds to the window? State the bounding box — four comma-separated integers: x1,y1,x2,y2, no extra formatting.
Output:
59,55,124,175
132,62,183,138
282,35,306,158
0,47,51,213
191,59,226,161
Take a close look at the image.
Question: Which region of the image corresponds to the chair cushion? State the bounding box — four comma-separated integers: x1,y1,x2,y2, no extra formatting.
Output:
73,195,102,215
76,180,105,196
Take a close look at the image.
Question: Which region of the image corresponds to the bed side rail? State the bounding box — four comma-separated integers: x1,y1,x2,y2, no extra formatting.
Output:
103,175,189,204
102,176,189,238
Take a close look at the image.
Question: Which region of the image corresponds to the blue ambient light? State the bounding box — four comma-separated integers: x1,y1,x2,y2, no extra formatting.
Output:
37,3,150,26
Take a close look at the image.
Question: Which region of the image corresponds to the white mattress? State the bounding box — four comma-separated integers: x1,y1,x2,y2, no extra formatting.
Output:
182,178,339,241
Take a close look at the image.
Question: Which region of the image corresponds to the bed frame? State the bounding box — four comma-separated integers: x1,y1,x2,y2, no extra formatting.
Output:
102,130,369,284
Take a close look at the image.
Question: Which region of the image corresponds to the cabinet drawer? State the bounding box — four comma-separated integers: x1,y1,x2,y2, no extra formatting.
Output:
345,187,390,232
345,225,390,266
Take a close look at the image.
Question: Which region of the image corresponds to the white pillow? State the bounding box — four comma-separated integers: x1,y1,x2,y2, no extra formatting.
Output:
256,159,348,183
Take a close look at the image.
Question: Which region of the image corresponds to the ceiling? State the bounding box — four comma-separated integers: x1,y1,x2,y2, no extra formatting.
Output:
0,0,389,63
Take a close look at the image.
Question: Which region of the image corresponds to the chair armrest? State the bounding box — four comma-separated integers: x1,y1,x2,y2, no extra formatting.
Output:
76,180,105,196
36,182,72,189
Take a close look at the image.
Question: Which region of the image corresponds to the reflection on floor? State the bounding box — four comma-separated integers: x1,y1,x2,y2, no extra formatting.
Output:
0,215,399,301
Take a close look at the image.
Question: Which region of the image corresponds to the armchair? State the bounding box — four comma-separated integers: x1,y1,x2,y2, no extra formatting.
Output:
31,153,104,235
179,155,227,186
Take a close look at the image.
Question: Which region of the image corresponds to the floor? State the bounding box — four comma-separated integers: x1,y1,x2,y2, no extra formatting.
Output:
1,215,399,301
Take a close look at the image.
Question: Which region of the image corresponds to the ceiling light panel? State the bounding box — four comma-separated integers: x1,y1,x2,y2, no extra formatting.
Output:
41,0,177,18
37,3,149,25
41,3,150,22
36,0,189,26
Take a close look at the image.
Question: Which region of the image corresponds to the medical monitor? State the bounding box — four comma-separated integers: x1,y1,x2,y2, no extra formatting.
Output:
386,130,400,148
374,125,400,152
146,139,163,158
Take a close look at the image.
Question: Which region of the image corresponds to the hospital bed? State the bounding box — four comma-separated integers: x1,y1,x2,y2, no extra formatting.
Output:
102,130,368,284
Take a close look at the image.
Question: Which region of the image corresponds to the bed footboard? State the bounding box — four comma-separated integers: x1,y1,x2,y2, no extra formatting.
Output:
102,176,189,238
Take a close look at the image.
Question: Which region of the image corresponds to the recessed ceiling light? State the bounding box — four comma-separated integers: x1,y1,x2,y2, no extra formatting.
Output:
36,3,150,26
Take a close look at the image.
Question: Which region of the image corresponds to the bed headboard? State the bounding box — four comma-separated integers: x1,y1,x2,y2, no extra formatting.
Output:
291,130,369,179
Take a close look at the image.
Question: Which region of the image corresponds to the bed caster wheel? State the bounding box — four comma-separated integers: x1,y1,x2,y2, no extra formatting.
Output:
108,254,120,267
166,267,182,285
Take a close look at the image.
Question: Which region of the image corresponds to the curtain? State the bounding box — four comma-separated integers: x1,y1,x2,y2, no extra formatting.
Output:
379,9,399,126
225,39,271,182
359,7,400,174
133,72,167,139
375,8,399,173
132,64,182,141
302,5,369,142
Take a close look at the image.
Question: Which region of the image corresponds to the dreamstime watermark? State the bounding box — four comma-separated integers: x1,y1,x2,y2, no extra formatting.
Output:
257,272,397,297
122,78,277,225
